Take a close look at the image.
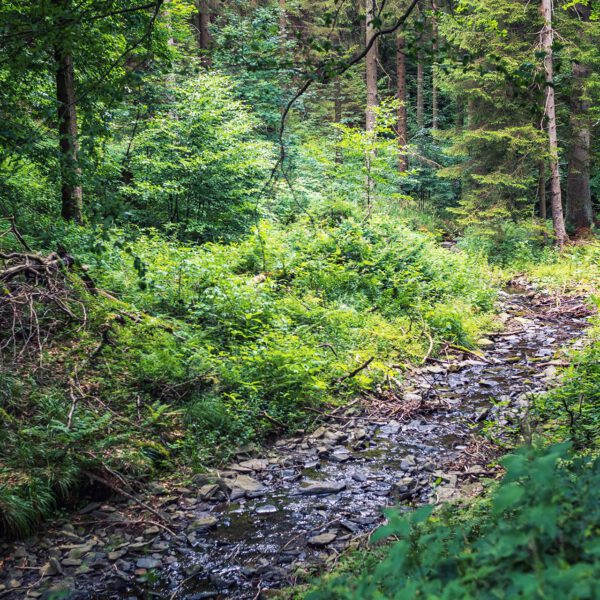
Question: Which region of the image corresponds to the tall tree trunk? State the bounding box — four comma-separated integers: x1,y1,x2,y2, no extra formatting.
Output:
431,2,439,129
396,33,408,172
365,0,378,211
541,0,568,248
196,0,211,66
365,0,378,133
416,56,424,129
53,0,83,223
566,3,593,235
279,0,286,37
538,160,547,221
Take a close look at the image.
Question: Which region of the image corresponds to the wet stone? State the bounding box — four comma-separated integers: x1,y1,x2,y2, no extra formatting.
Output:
255,504,278,515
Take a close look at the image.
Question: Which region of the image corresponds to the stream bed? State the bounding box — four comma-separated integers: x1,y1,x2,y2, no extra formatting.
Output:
0,285,592,600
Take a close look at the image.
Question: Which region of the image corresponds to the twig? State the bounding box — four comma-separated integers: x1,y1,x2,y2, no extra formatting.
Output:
337,357,375,383
445,343,492,364
82,471,171,526
260,411,286,429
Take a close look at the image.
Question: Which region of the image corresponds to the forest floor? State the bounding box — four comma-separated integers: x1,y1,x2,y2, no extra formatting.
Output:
0,282,593,600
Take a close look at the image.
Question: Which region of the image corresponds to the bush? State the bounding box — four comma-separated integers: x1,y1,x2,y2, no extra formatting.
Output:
534,315,600,451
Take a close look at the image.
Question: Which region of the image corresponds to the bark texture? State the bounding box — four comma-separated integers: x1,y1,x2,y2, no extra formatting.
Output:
365,0,378,133
431,2,439,129
396,34,408,172
566,3,593,234
53,0,83,223
416,57,424,128
197,0,211,66
541,0,568,248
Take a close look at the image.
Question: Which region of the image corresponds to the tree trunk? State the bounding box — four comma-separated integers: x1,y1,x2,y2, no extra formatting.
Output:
538,160,547,221
396,33,408,172
279,0,286,37
541,0,568,248
197,0,211,66
365,0,378,133
431,2,439,129
566,3,593,235
365,0,378,210
53,0,83,223
416,56,424,129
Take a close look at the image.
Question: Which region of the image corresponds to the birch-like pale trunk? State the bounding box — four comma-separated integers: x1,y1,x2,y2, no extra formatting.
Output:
541,0,568,248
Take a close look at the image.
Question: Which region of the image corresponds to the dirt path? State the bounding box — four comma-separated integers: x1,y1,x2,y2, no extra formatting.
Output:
0,285,592,600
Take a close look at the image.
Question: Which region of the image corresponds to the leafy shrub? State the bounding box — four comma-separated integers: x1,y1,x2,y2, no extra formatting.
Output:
308,443,600,600
125,73,272,241
534,316,600,451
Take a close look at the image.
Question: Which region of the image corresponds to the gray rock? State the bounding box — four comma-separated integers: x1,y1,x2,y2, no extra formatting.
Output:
255,504,278,515
187,516,218,532
308,532,337,546
227,475,266,495
61,558,82,567
299,481,346,495
331,450,351,463
136,557,161,569
198,483,219,500
238,459,270,471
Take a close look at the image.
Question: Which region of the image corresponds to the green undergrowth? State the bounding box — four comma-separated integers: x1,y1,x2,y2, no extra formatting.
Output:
0,211,497,536
302,443,599,600
534,316,600,452
294,288,600,600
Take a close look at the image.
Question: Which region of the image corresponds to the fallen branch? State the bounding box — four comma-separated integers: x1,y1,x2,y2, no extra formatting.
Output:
337,356,375,383
82,470,171,526
260,410,286,429
445,343,493,365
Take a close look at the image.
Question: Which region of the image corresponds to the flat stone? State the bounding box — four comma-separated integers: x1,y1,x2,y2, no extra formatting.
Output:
227,475,266,495
238,459,270,471
187,516,218,532
308,532,337,546
299,481,346,495
255,504,278,515
477,338,494,348
61,558,82,567
331,450,351,463
198,484,220,500
136,557,161,569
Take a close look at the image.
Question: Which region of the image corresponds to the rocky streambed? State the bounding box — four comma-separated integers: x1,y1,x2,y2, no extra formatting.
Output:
0,285,592,600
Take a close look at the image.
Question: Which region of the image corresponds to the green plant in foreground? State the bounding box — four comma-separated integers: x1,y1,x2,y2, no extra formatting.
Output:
308,443,600,600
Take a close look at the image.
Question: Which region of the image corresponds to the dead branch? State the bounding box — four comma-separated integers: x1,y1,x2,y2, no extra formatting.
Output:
337,356,375,383
82,470,171,526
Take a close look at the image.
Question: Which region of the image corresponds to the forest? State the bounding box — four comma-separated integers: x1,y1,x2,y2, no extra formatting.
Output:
0,0,599,598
